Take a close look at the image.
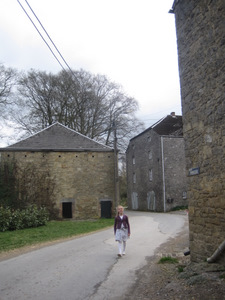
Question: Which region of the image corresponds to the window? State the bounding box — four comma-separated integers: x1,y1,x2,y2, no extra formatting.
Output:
148,150,152,160
133,173,136,184
148,136,151,142
132,156,135,164
149,169,153,181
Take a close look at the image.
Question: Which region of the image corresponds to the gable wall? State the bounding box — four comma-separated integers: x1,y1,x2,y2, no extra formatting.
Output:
174,0,225,263
127,129,187,212
1,151,115,219
127,129,159,210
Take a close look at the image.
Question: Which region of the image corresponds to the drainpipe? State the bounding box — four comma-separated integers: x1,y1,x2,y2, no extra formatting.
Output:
161,136,166,212
207,239,225,263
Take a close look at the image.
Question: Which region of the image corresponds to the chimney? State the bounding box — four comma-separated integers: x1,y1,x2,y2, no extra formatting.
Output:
171,112,176,117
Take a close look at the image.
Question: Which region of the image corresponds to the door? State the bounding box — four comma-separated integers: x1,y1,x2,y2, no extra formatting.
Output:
132,192,138,210
101,201,112,218
62,202,72,218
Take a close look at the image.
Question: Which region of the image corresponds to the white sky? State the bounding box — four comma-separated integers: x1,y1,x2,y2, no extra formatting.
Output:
0,0,180,146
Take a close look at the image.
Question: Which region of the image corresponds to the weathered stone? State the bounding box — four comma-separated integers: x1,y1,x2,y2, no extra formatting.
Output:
173,0,225,264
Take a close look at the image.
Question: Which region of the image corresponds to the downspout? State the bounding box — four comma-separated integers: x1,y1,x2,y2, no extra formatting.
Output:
207,239,225,263
161,136,166,212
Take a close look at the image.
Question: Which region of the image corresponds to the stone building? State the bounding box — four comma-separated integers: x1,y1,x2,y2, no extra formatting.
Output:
126,113,187,212
0,122,115,219
171,0,225,263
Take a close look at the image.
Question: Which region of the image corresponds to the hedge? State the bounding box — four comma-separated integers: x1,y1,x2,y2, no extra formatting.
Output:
0,205,49,232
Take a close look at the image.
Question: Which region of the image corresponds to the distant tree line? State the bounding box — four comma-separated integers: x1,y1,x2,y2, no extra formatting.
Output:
0,63,144,151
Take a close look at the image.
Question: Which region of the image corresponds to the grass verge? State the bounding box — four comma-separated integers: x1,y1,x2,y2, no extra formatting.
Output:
0,218,114,253
158,256,179,264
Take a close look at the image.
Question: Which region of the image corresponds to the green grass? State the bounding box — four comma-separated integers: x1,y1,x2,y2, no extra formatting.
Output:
0,218,114,253
171,206,188,211
158,256,179,264
177,265,184,272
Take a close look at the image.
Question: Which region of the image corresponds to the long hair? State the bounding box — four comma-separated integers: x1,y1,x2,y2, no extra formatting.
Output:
117,205,124,216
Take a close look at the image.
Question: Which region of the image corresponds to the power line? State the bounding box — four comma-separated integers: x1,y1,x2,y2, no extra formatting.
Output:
17,0,66,71
17,0,75,78
24,0,75,76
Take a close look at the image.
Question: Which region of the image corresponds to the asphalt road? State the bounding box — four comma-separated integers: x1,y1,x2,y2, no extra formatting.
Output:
0,211,188,300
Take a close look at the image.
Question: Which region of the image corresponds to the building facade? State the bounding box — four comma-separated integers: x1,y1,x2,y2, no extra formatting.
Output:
171,0,225,263
0,123,115,219
126,113,187,212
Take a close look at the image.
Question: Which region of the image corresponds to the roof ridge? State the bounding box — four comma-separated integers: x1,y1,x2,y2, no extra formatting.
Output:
7,122,113,150
151,115,167,129
55,122,112,149
8,123,58,147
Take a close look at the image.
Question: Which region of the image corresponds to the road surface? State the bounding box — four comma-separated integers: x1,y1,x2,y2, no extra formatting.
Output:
0,211,188,300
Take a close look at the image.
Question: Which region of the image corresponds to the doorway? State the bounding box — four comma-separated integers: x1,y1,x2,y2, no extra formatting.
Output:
62,202,72,218
101,201,112,218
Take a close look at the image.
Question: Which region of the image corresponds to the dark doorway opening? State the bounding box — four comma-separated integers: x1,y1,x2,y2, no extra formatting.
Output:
62,202,72,218
101,201,112,218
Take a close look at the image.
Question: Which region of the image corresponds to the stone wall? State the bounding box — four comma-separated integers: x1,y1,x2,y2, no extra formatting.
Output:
162,136,187,211
1,150,115,219
173,0,225,263
126,129,187,212
127,129,163,211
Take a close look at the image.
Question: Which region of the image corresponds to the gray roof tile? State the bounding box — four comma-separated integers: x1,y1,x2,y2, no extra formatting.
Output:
3,123,113,152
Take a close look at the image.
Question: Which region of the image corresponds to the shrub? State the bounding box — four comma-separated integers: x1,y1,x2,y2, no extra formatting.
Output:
0,205,49,232
0,160,58,219
0,206,11,232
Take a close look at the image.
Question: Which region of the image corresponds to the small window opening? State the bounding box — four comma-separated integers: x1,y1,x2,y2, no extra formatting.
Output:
149,169,153,181
133,173,136,184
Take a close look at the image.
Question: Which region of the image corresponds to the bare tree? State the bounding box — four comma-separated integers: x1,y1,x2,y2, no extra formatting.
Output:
12,68,144,151
0,64,17,117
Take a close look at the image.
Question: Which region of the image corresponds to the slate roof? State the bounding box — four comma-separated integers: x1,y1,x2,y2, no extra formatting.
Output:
152,115,183,136
0,122,113,152
130,114,183,141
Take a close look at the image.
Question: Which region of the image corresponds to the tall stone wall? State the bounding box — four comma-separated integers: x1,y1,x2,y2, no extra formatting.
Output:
127,129,163,211
173,0,225,263
1,151,115,219
126,129,187,212
162,137,187,211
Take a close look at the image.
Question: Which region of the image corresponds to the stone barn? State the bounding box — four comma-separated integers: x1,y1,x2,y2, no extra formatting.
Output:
0,122,115,219
126,113,187,212
171,0,225,264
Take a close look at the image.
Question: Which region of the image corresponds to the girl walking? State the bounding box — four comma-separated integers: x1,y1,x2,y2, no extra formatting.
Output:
114,205,130,257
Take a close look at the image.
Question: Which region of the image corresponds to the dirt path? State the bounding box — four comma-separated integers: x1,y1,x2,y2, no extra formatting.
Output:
123,225,225,300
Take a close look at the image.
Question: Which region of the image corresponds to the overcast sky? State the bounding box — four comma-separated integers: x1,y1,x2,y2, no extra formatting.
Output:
0,0,180,146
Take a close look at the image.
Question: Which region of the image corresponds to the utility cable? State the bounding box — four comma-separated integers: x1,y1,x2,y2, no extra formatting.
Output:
24,0,75,77
17,0,67,72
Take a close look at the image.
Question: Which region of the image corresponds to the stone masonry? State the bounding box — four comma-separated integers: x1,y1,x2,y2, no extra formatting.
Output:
1,150,115,219
172,0,225,263
126,114,187,212
0,123,115,219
